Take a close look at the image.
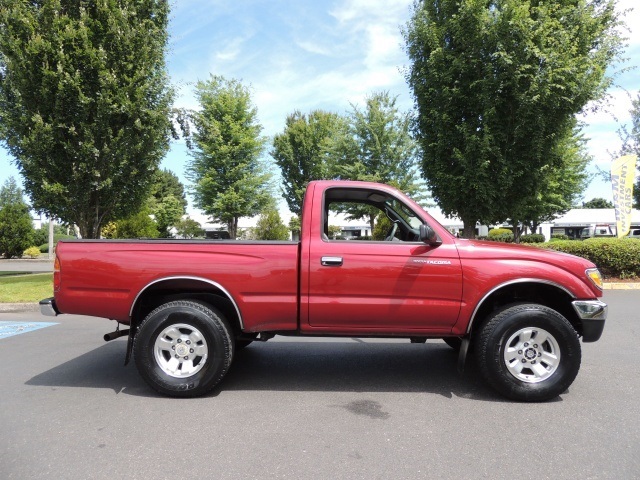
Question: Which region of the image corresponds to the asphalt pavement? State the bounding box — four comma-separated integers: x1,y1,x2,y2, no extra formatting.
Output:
0,290,638,479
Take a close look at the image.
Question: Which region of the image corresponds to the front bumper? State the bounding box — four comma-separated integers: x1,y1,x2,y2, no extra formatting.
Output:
39,297,59,317
571,300,607,342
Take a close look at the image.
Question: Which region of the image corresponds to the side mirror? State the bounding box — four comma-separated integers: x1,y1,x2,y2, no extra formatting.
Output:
420,224,442,246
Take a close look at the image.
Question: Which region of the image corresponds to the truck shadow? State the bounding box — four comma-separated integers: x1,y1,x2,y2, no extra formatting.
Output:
222,341,499,401
25,340,153,397
26,339,508,401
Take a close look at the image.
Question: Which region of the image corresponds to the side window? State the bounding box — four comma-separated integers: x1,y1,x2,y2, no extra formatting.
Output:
325,200,385,241
323,188,425,242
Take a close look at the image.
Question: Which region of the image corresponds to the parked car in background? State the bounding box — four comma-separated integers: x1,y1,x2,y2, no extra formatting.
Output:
626,228,640,239
580,224,616,239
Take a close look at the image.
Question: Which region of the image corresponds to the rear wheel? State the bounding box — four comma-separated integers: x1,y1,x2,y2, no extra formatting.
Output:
475,303,581,402
134,300,234,397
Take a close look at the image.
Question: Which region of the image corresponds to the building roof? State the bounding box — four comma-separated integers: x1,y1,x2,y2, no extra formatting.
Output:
552,209,640,227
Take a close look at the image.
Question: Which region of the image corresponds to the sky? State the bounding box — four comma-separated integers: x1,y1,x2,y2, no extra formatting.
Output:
1,0,639,217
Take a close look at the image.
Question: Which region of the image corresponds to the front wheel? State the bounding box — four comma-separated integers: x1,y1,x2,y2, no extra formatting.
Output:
133,300,234,397
475,303,581,402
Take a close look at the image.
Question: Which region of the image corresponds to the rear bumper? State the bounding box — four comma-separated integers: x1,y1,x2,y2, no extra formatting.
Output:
571,300,607,342
39,297,59,317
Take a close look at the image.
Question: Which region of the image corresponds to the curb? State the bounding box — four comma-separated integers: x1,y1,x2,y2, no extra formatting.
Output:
0,303,40,313
603,283,640,290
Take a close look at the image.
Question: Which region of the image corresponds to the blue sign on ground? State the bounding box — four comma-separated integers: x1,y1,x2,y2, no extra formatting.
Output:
0,321,58,339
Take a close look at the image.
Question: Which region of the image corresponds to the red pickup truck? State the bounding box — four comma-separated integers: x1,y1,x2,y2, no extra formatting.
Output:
40,180,607,402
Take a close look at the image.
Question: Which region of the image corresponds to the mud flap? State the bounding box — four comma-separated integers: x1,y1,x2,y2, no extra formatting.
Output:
457,337,470,373
124,328,135,366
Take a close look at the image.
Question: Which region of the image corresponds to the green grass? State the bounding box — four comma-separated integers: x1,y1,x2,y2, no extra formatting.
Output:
0,273,53,303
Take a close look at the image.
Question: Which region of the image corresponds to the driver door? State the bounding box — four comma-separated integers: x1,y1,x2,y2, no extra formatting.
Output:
304,187,463,333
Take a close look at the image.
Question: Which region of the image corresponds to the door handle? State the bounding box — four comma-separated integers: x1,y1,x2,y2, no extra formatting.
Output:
321,256,343,266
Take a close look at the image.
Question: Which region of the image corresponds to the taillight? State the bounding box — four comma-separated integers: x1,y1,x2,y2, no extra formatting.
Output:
53,256,61,292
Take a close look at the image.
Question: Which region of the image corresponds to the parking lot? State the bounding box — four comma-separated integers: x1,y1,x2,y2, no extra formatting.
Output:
1,290,638,479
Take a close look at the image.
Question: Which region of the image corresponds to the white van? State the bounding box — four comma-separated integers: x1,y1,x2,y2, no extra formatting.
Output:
626,228,640,239
580,224,616,239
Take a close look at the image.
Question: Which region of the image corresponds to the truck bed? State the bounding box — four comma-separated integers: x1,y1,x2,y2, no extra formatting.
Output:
54,239,300,331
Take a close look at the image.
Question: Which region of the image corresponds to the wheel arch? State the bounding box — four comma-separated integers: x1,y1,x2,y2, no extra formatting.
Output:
129,276,244,336
466,279,584,338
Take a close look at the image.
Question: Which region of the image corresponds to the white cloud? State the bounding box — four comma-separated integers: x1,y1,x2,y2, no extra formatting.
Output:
329,0,410,25
581,88,639,129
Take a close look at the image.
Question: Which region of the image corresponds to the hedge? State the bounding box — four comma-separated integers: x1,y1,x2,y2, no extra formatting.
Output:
38,234,76,253
537,238,640,279
487,228,514,243
520,233,545,243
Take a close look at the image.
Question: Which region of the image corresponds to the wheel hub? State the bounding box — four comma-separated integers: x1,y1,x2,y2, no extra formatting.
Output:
503,327,561,384
175,343,189,356
153,323,208,378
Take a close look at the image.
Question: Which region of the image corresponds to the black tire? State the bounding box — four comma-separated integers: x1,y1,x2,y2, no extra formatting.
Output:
475,303,581,402
133,300,234,397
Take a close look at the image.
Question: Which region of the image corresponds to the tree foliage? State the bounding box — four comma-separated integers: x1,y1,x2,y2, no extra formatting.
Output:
582,197,614,209
0,177,34,258
271,110,346,215
174,217,204,239
328,91,427,229
513,122,591,240
252,208,290,240
101,208,159,239
148,169,187,237
149,169,188,211
404,0,623,237
0,0,174,238
187,75,272,239
334,92,422,191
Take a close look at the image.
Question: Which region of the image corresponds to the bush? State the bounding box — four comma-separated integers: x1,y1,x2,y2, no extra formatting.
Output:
540,238,640,279
23,246,41,258
551,233,570,241
487,228,514,243
39,234,77,253
0,204,35,258
520,233,545,243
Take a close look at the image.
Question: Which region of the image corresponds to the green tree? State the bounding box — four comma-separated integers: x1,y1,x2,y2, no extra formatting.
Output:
187,75,271,239
404,0,623,237
514,124,591,240
583,198,614,209
148,169,188,210
0,177,34,258
252,208,290,240
146,169,188,237
288,215,301,237
271,110,346,215
153,195,185,237
174,217,204,239
329,91,427,230
0,0,173,238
